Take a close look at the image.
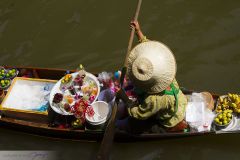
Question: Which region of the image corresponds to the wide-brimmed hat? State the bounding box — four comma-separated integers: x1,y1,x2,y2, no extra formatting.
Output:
127,41,177,94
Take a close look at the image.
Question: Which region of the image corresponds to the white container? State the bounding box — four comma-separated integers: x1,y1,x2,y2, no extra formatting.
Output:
85,101,111,125
0,77,56,123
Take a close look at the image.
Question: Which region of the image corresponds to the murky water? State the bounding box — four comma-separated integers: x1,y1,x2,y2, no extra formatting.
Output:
0,0,240,159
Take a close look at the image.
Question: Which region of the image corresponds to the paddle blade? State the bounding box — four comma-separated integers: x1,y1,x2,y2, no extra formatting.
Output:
96,101,118,160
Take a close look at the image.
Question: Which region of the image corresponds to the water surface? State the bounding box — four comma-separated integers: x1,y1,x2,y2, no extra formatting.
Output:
0,0,240,159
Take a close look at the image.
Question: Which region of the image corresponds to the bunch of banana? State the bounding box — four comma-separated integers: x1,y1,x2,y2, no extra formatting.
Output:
216,93,240,113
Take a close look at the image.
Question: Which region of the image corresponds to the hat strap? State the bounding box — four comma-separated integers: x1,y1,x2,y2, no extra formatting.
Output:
163,83,179,117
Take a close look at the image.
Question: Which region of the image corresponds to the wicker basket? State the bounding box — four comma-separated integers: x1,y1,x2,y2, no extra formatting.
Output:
201,92,214,111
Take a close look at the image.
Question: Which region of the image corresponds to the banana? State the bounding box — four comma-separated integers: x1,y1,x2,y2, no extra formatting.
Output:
228,93,233,99
218,94,240,114
232,103,237,108
235,98,240,105
220,97,223,103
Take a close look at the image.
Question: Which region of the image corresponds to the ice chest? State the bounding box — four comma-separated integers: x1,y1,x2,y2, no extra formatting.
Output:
0,77,57,123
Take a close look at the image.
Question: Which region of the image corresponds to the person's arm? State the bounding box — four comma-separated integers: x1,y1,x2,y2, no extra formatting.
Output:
128,95,169,120
130,20,147,42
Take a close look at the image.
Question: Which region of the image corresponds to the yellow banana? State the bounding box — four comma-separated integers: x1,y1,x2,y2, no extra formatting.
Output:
232,103,237,108
219,97,223,103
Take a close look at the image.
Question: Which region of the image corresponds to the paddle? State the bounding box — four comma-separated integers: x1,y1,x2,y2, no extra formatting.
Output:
96,1,142,160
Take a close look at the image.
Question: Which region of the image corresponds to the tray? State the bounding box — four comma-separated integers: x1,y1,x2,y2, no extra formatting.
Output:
49,72,100,115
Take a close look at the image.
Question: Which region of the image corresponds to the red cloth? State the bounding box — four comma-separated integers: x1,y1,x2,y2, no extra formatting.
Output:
166,120,188,132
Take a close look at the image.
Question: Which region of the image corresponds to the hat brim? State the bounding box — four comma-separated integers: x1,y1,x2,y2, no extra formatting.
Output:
127,41,177,94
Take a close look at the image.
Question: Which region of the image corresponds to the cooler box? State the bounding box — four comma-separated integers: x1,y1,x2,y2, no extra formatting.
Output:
0,77,57,123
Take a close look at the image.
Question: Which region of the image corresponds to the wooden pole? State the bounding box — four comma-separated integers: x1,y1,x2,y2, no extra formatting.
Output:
124,0,142,67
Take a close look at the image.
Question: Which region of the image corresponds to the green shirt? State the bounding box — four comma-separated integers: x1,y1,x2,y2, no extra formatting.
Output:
128,79,187,127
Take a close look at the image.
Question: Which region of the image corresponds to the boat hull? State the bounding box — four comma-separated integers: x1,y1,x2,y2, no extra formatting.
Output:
0,66,219,142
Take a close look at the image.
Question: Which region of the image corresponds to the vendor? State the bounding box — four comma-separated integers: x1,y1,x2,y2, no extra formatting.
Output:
117,21,188,133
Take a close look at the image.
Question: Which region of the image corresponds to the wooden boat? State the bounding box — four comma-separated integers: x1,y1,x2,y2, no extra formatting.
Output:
0,66,224,142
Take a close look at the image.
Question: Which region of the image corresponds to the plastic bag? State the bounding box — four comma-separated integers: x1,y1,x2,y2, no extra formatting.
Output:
98,72,113,88
185,92,215,132
97,88,115,103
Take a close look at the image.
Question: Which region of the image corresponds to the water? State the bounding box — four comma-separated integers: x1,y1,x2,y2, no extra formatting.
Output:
0,0,240,159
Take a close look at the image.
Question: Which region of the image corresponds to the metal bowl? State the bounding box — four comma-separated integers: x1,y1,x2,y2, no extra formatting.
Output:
5,68,19,79
213,112,233,128
0,78,12,90
0,67,6,79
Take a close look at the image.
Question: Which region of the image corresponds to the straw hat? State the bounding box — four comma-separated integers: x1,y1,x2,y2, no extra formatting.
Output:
127,41,177,94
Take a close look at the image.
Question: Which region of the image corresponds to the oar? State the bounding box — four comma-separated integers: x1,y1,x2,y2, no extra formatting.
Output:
96,1,142,160
124,0,142,67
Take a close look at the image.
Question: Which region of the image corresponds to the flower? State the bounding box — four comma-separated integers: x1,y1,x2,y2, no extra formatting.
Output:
71,98,95,122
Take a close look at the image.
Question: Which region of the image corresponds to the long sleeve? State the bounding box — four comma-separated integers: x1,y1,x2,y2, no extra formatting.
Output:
128,94,173,120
